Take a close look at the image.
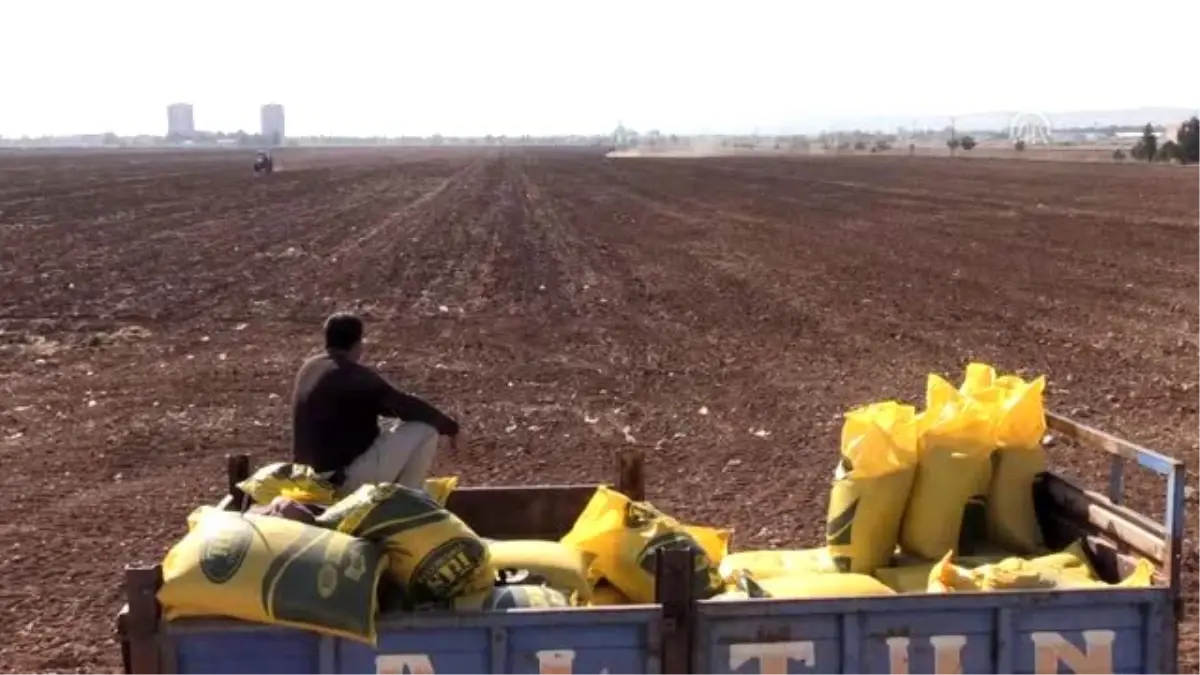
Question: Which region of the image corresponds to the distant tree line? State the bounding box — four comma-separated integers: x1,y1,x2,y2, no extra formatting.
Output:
1127,117,1200,164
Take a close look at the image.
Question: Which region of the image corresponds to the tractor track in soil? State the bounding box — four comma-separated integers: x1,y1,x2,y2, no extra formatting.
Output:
0,148,1195,672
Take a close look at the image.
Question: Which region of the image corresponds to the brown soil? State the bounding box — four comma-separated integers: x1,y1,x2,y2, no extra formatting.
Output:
0,147,1196,672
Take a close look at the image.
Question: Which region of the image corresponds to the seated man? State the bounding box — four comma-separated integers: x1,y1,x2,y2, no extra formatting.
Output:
292,312,460,494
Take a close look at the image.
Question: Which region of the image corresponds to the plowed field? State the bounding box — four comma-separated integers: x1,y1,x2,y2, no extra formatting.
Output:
1,148,1196,672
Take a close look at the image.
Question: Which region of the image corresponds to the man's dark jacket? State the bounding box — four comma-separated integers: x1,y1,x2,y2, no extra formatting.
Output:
291,352,459,473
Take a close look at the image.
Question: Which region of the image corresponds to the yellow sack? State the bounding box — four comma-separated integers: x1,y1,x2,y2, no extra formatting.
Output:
719,548,839,583
489,540,596,602
316,483,492,602
589,581,633,606
734,570,895,599
982,548,1109,590
1027,540,1098,584
1040,559,1155,589
447,585,573,611
827,401,919,574
1023,541,1157,588
237,462,338,506
1114,559,1155,588
926,551,1051,593
927,551,986,592
561,487,725,603
686,524,732,568
901,376,995,559
960,363,1047,553
978,558,1060,590
423,476,459,507
959,365,1046,450
159,507,385,644
928,543,1133,593
874,555,1004,593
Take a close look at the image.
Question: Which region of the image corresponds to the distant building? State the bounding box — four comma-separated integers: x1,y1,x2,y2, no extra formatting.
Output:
1114,131,1166,140
166,103,195,139
261,104,285,146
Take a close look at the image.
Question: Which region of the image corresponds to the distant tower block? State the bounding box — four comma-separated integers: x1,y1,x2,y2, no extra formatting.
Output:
166,103,195,140
261,104,285,146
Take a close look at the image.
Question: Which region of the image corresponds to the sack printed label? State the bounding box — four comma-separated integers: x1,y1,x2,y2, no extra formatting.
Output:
411,536,488,598
198,517,253,584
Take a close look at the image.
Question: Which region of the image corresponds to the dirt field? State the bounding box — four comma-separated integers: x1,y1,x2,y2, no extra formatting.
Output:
0,147,1196,672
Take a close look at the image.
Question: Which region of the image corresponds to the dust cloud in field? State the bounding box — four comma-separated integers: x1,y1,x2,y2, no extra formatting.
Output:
606,137,745,159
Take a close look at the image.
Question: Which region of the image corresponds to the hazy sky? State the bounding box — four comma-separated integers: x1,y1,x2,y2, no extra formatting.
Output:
3,0,1197,137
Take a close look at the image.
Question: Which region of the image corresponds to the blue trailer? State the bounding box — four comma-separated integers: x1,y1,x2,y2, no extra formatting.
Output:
117,413,1185,673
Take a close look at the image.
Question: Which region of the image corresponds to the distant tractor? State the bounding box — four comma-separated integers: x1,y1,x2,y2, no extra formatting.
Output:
253,151,275,175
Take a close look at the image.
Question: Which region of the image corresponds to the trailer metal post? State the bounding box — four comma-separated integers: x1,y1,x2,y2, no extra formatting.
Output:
1107,455,1125,505
123,565,164,674
617,448,646,501
1164,461,1185,674
656,548,695,674
226,454,250,512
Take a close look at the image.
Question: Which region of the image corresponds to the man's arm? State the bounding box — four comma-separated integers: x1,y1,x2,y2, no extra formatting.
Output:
363,368,460,437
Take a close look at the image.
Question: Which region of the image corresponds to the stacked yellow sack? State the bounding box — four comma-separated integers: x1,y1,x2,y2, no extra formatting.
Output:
237,462,339,506
874,554,1006,593
158,506,386,644
926,541,1154,593
421,476,461,507
959,363,1047,553
562,487,728,603
719,547,839,583
901,363,1047,559
489,539,597,604
317,483,493,604
826,401,919,574
901,376,996,559
1054,559,1155,589
237,461,461,508
730,569,895,599
440,585,573,611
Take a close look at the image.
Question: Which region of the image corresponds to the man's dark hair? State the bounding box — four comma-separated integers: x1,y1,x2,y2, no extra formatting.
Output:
324,312,364,352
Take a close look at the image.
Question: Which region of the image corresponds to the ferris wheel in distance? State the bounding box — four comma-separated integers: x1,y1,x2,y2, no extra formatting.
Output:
1008,111,1054,146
